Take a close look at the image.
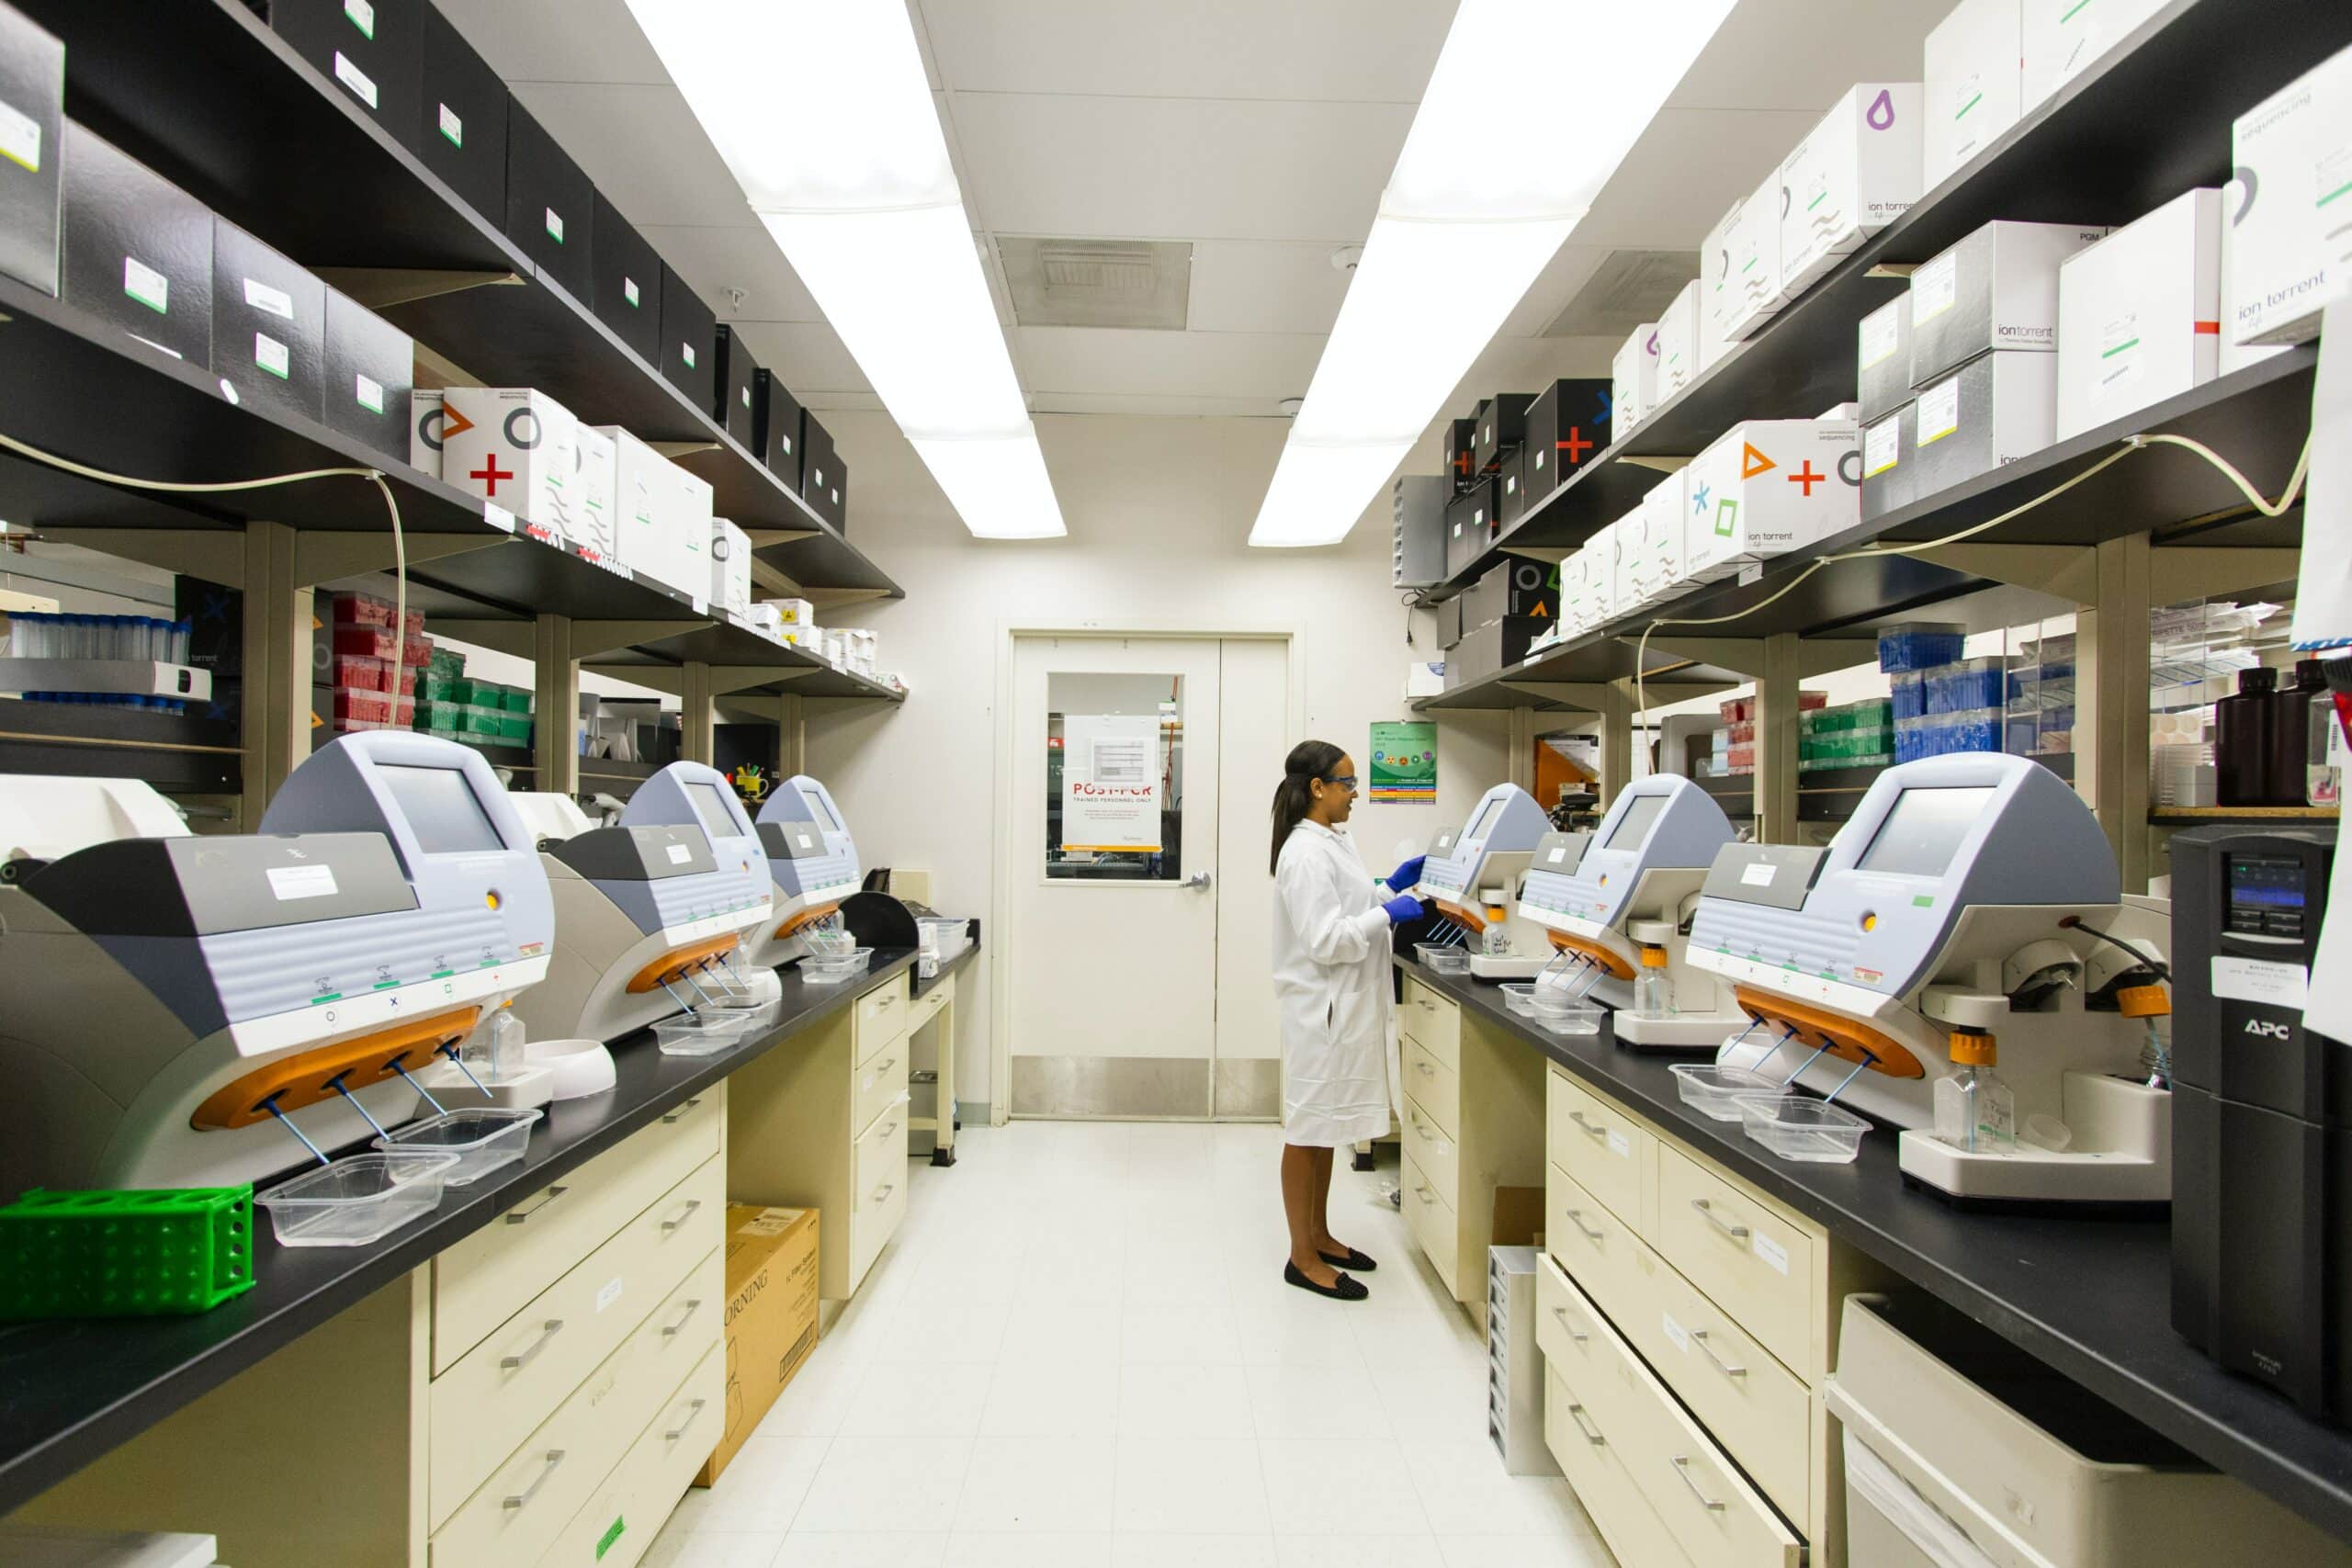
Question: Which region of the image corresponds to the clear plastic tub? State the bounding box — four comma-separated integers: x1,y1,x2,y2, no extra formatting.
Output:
373,1107,542,1185
1532,1001,1604,1035
1414,942,1470,975
804,928,857,959
1669,1064,1792,1122
653,1012,755,1055
1739,1096,1870,1163
801,947,876,985
1499,983,1538,1016
254,1151,459,1247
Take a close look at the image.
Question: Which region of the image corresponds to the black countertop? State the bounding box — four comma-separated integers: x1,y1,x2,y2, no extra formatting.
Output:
1395,955,2352,1544
0,942,978,1515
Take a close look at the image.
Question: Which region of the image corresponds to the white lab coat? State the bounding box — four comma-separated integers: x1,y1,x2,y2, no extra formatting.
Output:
1272,819,1397,1147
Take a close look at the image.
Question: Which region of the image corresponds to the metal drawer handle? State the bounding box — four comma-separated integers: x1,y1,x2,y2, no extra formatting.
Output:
1566,1404,1606,1447
1567,1111,1608,1141
1564,1208,1606,1242
1691,1329,1747,1380
1416,1060,1436,1077
1550,1305,1589,1344
874,991,898,1009
661,1096,706,1125
664,1398,708,1443
879,1056,897,1074
881,1120,899,1139
662,1199,704,1233
662,1300,704,1338
501,1318,565,1371
1690,1198,1749,1241
504,1185,568,1224
1672,1455,1727,1512
872,1183,896,1203
1415,1185,1436,1203
503,1450,565,1511
1417,998,1435,1011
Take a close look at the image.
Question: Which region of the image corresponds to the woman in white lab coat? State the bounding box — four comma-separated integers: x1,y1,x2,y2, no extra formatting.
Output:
1270,739,1426,1301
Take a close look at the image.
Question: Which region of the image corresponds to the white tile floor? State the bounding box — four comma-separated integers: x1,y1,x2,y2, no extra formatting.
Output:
646,1120,1613,1568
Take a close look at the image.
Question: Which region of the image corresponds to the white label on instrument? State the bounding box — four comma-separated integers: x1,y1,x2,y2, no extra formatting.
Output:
124,256,169,314
1607,1130,1631,1160
345,0,376,38
1740,862,1778,887
624,277,641,308
2211,956,2308,1010
682,342,696,368
267,863,339,901
546,207,565,243
482,502,514,533
1917,378,1962,446
437,103,464,147
1661,1312,1690,1352
243,277,295,320
333,51,379,110
1750,1233,1790,1275
1548,846,1567,863
1859,306,1901,368
1864,418,1901,478
595,1276,623,1313
1911,251,1958,321
255,333,290,379
741,385,752,409
356,373,385,413
665,842,692,864
0,97,42,173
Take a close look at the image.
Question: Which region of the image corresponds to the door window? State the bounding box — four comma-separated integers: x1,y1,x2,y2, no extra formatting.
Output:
1046,671,1182,881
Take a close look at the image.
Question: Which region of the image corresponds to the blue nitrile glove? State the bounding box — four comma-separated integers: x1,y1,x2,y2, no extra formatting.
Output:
1386,855,1426,893
1382,894,1426,925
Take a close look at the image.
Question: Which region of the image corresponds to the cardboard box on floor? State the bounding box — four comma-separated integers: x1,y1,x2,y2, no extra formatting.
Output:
695,1204,820,1487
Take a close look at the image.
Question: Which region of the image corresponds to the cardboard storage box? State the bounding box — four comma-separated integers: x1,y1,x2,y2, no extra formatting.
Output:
1709,176,1787,343
1438,596,1464,650
602,424,707,599
1498,451,1527,526
1443,479,1499,579
2218,177,2290,378
1857,294,1913,423
2228,42,2352,347
1923,0,2024,190
714,324,761,446
1463,558,1555,631
572,423,618,558
271,0,421,151
673,464,715,603
1619,471,1688,607
695,1205,820,1488
801,412,845,527
591,191,662,364
0,2,62,297
1566,522,1622,630
1780,83,1923,296
711,517,752,619
62,123,212,367
1913,350,2057,495
1681,418,1860,582
1445,615,1546,686
660,262,717,413
2023,0,2168,113
1522,378,1612,496
1443,417,1477,492
504,98,593,300
1861,402,1917,518
411,387,445,478
444,387,582,536
1654,279,1718,403
1611,325,1658,439
212,218,326,424
1471,393,1534,477
2056,187,2220,441
755,369,805,491
416,4,506,224
324,288,413,462
1909,220,2108,386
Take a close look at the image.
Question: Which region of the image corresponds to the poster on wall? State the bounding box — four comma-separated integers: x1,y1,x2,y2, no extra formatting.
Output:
1060,713,1163,852
1368,721,1437,802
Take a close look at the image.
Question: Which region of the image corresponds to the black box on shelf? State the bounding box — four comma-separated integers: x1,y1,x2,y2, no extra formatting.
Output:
1471,392,1533,475
62,123,211,367
1522,378,1611,496
1464,558,1556,629
503,98,593,300
0,2,62,297
658,261,715,412
176,574,242,676
1443,417,1476,493
1446,615,1545,686
754,368,803,491
322,286,413,462
1442,478,1498,580
270,0,421,151
824,451,850,533
1498,450,1527,526
211,217,326,425
416,5,506,226
714,323,760,446
590,191,660,364
800,409,837,525
1438,597,1463,650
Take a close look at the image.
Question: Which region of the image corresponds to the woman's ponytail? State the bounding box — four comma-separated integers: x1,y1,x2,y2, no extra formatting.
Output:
1270,739,1347,874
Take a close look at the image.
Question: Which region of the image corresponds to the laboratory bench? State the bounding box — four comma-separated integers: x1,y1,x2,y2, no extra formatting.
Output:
1392,953,2352,1553
0,939,976,1554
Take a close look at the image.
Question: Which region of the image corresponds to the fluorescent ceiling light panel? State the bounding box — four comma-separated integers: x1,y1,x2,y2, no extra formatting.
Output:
1249,0,1736,547
628,0,1066,539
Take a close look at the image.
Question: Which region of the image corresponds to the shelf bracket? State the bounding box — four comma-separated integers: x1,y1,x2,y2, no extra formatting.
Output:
1599,679,1634,807
2077,535,2154,889
32,528,246,587
535,615,581,794
681,662,716,764
2148,547,2301,604
1498,542,1574,565
648,441,722,460
311,267,522,309
1755,632,1803,844
1498,681,1613,709
710,665,814,696
571,619,706,660
582,662,683,695
1904,543,2098,604
292,529,505,589
1617,455,1690,476
743,528,820,548
426,617,535,660
805,586,893,611
1634,636,1876,680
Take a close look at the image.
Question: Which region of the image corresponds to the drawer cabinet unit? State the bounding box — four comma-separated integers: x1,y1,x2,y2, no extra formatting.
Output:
1400,976,1461,1068
1395,982,1547,1308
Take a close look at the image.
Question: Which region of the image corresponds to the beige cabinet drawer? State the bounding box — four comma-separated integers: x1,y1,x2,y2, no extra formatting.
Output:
854,1098,911,1211
1544,1364,1694,1568
854,1041,911,1140
1399,1092,1460,1203
906,974,951,1033
1654,1145,1816,1381
1399,978,1459,1070
430,1157,724,1523
847,1169,908,1292
1400,1150,1459,1288
1403,1034,1460,1139
532,1329,722,1568
1547,1068,1648,1229
1546,1163,1640,1328
434,1091,722,1375
854,976,910,1064
1534,1251,1617,1394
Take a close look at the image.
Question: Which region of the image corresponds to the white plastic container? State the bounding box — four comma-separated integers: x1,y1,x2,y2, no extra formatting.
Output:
1670,1063,1793,1122
653,1012,755,1055
525,1037,616,1100
1531,998,1603,1035
800,947,876,985
1739,1095,1870,1162
373,1106,542,1185
255,1151,460,1247
1500,983,1539,1016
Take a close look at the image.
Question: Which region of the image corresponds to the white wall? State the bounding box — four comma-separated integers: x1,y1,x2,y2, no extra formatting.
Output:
802,412,1510,1112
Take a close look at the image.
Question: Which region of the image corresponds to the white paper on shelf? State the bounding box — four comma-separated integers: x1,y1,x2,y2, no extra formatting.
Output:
2290,299,2352,650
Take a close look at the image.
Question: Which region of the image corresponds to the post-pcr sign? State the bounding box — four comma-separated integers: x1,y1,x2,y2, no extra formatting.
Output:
1061,713,1162,852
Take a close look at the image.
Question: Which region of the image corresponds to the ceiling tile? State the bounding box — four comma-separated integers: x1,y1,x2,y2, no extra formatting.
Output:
723,321,872,397
917,0,1455,101
948,95,1410,243
510,82,758,231
1496,245,1615,339
1184,241,1356,336
436,0,668,85
1572,108,1823,251
637,225,822,322
1012,327,1325,404
1668,0,1942,112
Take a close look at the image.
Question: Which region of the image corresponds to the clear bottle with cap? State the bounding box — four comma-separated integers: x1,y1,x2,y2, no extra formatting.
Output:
2269,659,2328,807
1933,1029,2015,1154
2215,665,2278,807
1632,944,1675,1020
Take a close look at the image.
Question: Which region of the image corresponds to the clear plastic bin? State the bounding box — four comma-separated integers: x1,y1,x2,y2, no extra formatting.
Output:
800,947,876,985
372,1107,541,1185
1739,1096,1870,1163
1415,942,1470,975
254,1151,459,1247
1669,1064,1792,1122
1532,1000,1603,1035
1499,983,1539,1016
653,1012,755,1055
804,928,857,959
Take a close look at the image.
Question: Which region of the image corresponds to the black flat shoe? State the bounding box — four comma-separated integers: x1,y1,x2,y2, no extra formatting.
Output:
1283,1260,1369,1301
1318,1246,1376,1271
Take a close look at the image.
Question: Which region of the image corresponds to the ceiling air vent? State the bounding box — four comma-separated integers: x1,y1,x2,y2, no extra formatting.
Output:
1544,249,1701,338
998,236,1193,330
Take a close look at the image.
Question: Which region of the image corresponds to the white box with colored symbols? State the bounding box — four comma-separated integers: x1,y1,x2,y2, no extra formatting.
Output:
2056,187,2221,441
1781,83,1924,296
1681,420,1861,583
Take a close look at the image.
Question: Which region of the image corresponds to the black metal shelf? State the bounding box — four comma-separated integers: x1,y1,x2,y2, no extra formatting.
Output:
17,0,900,601
1424,0,2349,600
0,702,242,794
